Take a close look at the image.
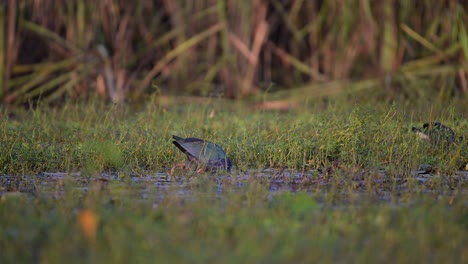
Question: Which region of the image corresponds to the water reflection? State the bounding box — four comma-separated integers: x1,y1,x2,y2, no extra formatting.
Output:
1,169,467,204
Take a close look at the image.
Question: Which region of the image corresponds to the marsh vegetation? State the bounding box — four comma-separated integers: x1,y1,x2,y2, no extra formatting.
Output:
1,97,467,263
1,1,468,263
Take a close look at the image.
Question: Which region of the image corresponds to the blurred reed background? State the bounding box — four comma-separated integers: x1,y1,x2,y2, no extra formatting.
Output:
0,0,467,104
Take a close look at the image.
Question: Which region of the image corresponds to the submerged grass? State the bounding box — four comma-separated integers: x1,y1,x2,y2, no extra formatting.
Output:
0,96,467,262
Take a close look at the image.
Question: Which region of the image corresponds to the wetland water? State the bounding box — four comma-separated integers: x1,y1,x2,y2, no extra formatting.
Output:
2,169,467,205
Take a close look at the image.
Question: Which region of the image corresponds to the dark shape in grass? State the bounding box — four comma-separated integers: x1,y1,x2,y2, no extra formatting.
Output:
172,135,232,172
411,122,461,145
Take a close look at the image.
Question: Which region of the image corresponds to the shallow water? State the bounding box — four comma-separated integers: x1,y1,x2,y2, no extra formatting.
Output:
1,168,467,205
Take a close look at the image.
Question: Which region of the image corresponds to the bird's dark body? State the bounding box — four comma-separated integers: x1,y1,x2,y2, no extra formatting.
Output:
411,122,459,145
172,135,232,171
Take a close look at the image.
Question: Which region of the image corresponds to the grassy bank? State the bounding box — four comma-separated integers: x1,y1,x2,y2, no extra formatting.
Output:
1,97,467,174
0,96,467,262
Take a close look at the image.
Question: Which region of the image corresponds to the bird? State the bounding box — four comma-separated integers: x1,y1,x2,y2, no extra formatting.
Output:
171,135,232,173
411,122,459,145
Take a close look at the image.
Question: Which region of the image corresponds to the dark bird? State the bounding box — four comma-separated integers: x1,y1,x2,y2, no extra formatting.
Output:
171,135,232,172
411,122,459,145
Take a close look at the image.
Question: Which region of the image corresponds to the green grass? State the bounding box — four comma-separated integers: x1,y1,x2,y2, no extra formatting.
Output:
2,187,467,263
0,96,467,263
1,97,466,174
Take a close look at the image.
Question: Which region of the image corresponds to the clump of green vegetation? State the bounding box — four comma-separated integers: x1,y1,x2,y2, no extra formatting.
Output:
0,97,467,262
1,97,466,175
